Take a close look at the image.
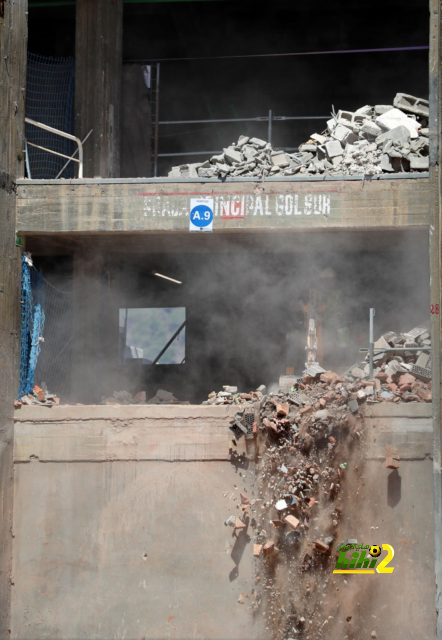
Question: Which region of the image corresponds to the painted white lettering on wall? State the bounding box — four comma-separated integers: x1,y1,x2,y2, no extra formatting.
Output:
140,193,332,218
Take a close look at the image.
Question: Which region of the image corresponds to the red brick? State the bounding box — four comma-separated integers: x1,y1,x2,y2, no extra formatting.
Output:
263,541,275,557
33,385,45,402
376,372,388,381
386,445,400,469
284,515,300,530
398,373,416,386
388,383,397,393
300,406,312,415
328,436,336,443
417,389,432,402
240,492,250,505
234,517,247,531
253,544,262,557
314,539,330,553
277,403,289,417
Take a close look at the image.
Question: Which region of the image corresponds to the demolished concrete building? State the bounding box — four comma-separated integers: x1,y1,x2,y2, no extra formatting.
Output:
1,1,442,639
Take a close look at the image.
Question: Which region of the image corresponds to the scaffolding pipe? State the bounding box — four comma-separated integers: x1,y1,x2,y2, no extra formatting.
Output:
25,117,84,178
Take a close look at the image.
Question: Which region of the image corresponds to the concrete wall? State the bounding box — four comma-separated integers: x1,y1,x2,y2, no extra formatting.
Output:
11,405,265,640
10,403,436,639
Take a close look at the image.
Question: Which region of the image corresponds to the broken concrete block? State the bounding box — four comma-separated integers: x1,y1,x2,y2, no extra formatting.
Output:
311,133,328,144
393,93,429,117
237,135,249,147
332,124,358,146
376,108,421,139
355,105,372,116
378,125,412,147
325,139,343,159
272,153,290,168
348,398,359,413
409,155,429,170
416,353,430,368
249,137,266,148
225,516,236,527
351,367,365,379
315,409,331,420
284,515,300,530
327,118,337,133
168,166,181,178
375,105,394,116
360,121,382,139
381,153,395,172
224,147,242,164
386,444,400,469
275,499,288,511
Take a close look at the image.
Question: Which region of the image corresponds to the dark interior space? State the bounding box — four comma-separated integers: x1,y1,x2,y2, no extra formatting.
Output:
31,233,430,404
27,0,429,176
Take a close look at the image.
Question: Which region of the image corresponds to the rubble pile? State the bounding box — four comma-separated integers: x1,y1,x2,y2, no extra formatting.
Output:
15,383,59,408
220,374,359,639
215,324,431,637
353,324,432,404
101,389,189,405
168,93,429,179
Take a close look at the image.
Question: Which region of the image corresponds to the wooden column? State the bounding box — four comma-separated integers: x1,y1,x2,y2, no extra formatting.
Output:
0,0,27,634
429,1,442,636
75,0,123,178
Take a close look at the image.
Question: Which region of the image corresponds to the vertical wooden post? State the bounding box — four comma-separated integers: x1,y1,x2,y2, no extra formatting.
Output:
75,0,123,178
0,0,27,634
429,0,442,636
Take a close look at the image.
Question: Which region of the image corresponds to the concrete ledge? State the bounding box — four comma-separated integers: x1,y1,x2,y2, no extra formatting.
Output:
363,403,432,418
14,404,237,422
363,403,432,460
13,404,242,462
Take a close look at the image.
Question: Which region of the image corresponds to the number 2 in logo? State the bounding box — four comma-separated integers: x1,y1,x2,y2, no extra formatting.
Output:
376,544,394,574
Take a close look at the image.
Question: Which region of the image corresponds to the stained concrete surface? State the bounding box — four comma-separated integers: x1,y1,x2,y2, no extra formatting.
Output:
10,404,437,639
323,404,436,639
12,459,266,639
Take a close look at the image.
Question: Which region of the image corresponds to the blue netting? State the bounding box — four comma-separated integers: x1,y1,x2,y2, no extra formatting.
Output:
18,257,46,399
25,52,75,179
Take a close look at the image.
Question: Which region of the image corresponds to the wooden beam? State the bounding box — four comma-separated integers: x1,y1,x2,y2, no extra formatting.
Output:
16,177,430,234
0,0,27,634
75,0,123,178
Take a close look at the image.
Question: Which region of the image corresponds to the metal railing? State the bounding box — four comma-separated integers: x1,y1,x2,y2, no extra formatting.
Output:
156,110,329,167
25,117,84,178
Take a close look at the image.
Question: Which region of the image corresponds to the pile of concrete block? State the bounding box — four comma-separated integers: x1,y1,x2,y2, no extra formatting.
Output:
353,325,432,403
15,383,59,408
167,93,429,179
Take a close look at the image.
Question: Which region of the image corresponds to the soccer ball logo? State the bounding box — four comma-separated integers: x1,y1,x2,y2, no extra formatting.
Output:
369,545,382,557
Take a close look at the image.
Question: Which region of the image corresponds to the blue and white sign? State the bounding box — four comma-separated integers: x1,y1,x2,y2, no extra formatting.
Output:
189,198,213,232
